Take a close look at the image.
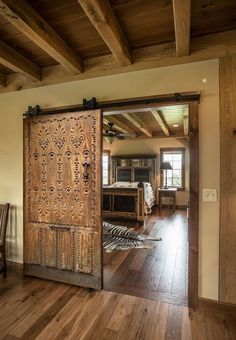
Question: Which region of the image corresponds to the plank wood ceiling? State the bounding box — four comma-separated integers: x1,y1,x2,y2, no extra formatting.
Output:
0,0,236,92
103,104,189,139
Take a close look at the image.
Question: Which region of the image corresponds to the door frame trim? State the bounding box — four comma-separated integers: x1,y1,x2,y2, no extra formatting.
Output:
101,94,199,309
22,92,199,308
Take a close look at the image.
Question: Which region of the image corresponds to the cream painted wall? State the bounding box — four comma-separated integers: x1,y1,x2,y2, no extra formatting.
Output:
103,138,189,206
0,59,219,300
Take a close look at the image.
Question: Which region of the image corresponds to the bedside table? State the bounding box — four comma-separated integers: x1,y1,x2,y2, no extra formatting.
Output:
158,188,177,213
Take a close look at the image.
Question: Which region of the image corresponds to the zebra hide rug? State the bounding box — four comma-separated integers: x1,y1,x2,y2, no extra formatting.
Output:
103,222,162,252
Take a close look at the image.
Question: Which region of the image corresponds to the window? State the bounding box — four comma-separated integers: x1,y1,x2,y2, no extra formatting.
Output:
160,148,185,189
102,151,110,185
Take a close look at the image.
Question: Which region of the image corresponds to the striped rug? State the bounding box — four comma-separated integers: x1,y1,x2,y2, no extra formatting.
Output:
103,222,162,252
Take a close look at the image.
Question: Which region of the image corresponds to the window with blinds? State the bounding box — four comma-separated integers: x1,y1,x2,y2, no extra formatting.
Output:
160,148,185,189
102,151,110,185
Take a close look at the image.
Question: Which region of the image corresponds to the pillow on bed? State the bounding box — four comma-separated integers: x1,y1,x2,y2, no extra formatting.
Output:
111,181,131,188
111,181,152,189
131,182,151,188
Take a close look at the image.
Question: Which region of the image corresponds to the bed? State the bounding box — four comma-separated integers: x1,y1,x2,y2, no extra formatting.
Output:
103,155,157,224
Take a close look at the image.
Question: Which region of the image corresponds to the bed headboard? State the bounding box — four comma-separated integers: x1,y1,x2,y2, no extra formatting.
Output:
111,155,157,193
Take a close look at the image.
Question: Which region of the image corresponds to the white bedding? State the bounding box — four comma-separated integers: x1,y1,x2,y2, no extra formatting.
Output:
109,181,155,213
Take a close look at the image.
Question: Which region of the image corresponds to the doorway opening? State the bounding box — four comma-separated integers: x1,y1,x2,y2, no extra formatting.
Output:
22,93,198,308
101,97,199,308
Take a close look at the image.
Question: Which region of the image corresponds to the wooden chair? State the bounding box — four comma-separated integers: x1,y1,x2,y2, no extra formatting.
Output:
0,203,10,277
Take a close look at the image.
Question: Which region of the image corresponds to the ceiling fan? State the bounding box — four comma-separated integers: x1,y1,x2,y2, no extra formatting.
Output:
103,122,136,143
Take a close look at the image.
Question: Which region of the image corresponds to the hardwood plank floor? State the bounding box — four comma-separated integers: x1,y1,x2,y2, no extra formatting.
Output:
0,264,235,340
103,209,188,305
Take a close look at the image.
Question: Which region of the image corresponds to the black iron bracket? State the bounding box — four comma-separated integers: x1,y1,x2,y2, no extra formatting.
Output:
82,97,97,110
174,93,183,101
24,105,41,117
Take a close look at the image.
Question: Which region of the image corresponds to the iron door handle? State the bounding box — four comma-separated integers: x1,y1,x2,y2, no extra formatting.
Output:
49,224,70,231
82,160,90,182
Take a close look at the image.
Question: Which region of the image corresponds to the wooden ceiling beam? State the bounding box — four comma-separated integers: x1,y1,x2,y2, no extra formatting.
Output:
78,0,132,66
0,0,82,74
0,72,6,87
133,132,186,140
2,29,236,93
151,110,171,136
173,0,191,57
0,40,41,80
104,116,133,134
183,108,189,136
122,113,152,137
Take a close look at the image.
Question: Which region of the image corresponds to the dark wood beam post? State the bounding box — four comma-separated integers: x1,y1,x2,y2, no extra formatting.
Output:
219,55,236,304
188,101,199,309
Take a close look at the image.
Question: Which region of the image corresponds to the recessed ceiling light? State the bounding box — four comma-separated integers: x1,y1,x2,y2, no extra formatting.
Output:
173,124,179,127
202,78,207,83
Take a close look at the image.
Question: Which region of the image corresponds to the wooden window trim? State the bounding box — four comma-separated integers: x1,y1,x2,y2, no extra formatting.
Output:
160,147,186,190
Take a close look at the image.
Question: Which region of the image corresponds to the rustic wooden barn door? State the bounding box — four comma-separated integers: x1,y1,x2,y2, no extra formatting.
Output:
23,110,102,289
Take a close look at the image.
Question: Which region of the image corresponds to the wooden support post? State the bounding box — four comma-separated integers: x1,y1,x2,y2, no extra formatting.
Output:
219,55,236,304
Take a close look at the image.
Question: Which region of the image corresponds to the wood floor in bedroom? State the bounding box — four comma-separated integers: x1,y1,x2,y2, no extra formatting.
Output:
103,209,188,306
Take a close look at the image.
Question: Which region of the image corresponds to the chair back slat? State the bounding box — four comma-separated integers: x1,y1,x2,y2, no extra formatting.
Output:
0,203,10,246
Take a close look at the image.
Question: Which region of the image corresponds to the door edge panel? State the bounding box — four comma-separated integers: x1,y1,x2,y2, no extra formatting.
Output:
24,263,102,289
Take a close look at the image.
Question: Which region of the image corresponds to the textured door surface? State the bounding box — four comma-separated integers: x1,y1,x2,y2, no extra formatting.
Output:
23,110,102,289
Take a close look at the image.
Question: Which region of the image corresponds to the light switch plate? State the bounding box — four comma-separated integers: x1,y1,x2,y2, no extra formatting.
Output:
203,189,217,202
